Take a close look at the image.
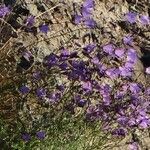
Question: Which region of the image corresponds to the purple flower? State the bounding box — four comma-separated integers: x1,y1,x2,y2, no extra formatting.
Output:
70,61,87,79
26,15,35,26
99,84,111,96
112,128,126,136
114,48,125,58
59,62,68,70
84,18,96,28
76,98,87,107
39,24,49,34
123,35,133,45
145,87,150,95
47,92,61,103
114,90,125,99
119,66,132,77
128,118,136,127
82,7,92,18
36,88,46,98
0,5,10,18
103,44,114,55
91,56,99,64
82,0,94,18
21,133,31,142
19,86,30,94
60,48,70,57
139,15,150,25
117,116,128,126
138,117,150,128
83,0,94,9
36,131,46,140
68,70,79,80
124,61,135,69
126,49,137,64
129,83,141,94
145,67,150,74
98,63,106,74
74,14,82,25
82,81,92,91
83,44,96,53
128,142,139,150
125,12,137,24
105,68,120,79
115,84,128,99
43,53,58,67
59,49,70,61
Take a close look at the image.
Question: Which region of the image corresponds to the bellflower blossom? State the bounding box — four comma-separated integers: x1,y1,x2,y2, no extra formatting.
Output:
103,44,115,55
112,128,126,136
83,0,94,9
128,142,139,150
19,86,30,94
0,5,10,18
114,48,125,58
43,53,58,67
39,24,49,34
116,84,129,98
47,92,61,103
126,48,137,64
105,68,120,79
77,99,87,107
36,131,46,140
36,88,46,98
123,35,133,45
82,0,94,18
139,15,150,25
117,116,128,126
99,84,111,96
83,44,96,53
82,6,92,18
119,66,132,77
74,14,82,24
124,61,135,69
84,18,96,28
26,15,35,27
145,67,150,74
129,83,141,94
82,81,92,91
21,133,31,142
137,116,150,128
125,12,137,24
91,56,99,64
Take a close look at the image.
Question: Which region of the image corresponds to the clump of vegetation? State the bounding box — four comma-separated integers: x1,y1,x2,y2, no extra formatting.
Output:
0,0,150,149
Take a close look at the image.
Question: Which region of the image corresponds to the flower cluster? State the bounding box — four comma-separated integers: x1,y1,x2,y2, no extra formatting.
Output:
125,12,150,25
22,131,46,142
1,0,149,149
19,37,150,137
74,0,96,28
